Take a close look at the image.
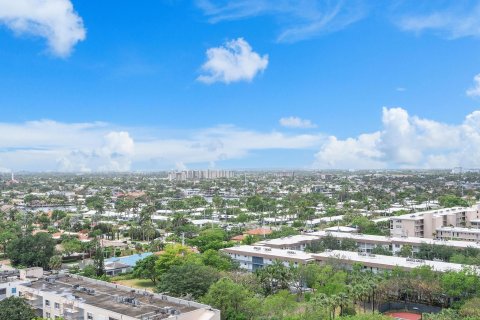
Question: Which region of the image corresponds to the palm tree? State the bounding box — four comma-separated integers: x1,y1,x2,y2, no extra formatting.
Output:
367,279,378,313
311,293,329,317
337,292,350,316
330,294,342,319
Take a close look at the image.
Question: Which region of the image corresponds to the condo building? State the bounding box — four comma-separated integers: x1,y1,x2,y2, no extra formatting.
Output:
256,231,480,256
223,245,477,275
0,269,220,320
167,170,235,181
390,205,480,239
312,250,477,274
222,245,315,271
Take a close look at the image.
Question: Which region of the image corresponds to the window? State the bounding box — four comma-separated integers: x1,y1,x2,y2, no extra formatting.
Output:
11,288,16,294
87,313,94,320
45,312,51,319
54,302,60,309
45,300,50,306
0,288,6,295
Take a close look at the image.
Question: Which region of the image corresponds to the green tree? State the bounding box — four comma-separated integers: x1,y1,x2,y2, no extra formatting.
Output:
48,255,63,270
201,249,237,271
255,260,292,295
441,267,480,299
93,244,105,277
459,297,480,318
438,195,469,208
61,238,82,257
0,297,37,320
187,228,233,253
157,262,220,298
398,244,413,257
155,244,198,275
132,254,159,285
261,290,297,319
7,232,56,269
202,278,260,320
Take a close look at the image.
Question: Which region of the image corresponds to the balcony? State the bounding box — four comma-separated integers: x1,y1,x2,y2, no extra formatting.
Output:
23,293,43,309
63,306,84,320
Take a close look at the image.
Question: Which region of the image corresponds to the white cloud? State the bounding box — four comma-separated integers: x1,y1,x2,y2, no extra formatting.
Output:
0,0,86,57
197,0,366,43
197,38,268,84
0,120,323,171
279,116,317,128
314,107,478,169
397,4,480,39
467,74,480,97
134,125,323,167
6,110,480,171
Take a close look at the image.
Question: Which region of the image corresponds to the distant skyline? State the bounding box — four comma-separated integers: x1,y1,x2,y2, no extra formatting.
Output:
1,1,480,172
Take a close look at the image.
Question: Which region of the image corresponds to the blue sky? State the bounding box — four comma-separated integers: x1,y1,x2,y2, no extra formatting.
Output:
1,0,480,171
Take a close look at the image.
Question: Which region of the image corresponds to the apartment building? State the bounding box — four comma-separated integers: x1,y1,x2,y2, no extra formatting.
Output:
224,245,476,275
256,235,319,251
436,227,480,242
0,269,23,300
311,231,480,254
312,250,477,274
3,272,220,320
222,245,314,271
390,205,480,238
168,170,235,181
256,231,480,256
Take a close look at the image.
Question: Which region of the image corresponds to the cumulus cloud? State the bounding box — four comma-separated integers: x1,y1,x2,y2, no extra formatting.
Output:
467,74,480,97
0,120,134,172
54,130,136,172
197,38,268,84
0,120,323,171
314,107,479,169
0,0,86,57
279,116,317,128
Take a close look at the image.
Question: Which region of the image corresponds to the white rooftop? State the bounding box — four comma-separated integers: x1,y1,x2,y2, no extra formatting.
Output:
324,226,358,233
256,235,318,246
313,250,476,273
310,230,480,249
392,206,474,221
223,245,314,262
437,226,480,234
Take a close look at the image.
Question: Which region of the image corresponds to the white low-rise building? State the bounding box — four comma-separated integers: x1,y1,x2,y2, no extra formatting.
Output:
14,273,220,320
222,245,314,271
313,250,477,274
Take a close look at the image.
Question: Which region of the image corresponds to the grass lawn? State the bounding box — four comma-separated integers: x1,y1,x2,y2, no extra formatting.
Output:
113,278,156,292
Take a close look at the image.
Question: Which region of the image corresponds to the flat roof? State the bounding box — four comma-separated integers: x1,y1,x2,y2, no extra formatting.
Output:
392,206,473,220
256,235,318,247
313,250,476,273
223,245,314,263
437,227,480,234
309,231,480,249
324,226,358,232
21,275,210,319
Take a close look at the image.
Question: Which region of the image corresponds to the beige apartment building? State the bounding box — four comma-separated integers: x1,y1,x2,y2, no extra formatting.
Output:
436,226,480,242
390,205,480,239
